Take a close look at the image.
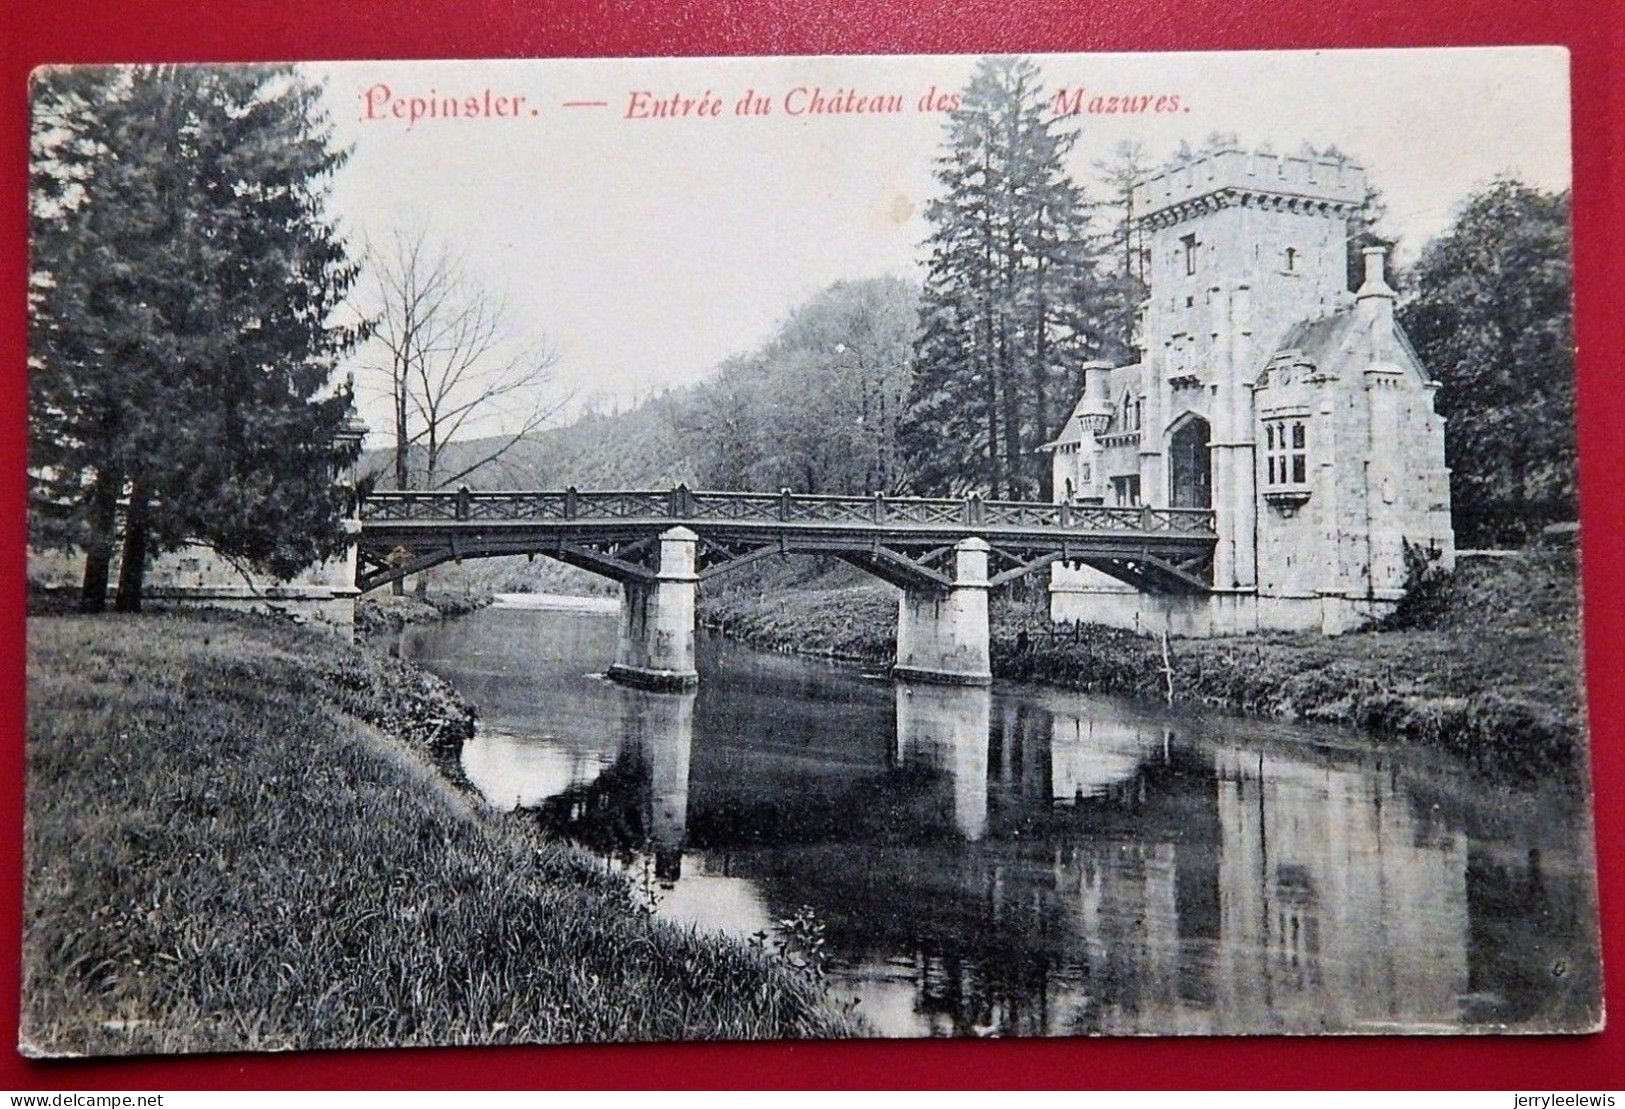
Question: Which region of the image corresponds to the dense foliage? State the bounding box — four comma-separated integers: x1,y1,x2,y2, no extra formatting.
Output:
676,277,918,494
902,58,1111,499
29,65,364,610
1399,181,1576,547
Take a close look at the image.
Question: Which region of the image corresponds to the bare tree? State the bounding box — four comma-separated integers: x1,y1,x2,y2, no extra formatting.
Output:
361,228,564,497
359,228,565,593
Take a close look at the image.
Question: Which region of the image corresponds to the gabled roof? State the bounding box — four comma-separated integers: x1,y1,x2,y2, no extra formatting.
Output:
1260,308,1428,385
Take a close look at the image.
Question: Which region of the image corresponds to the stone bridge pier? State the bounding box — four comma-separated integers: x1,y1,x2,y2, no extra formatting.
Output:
607,526,701,692
892,537,992,687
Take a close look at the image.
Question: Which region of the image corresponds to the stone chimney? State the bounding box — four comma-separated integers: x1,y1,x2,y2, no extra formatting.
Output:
1356,245,1397,361
1356,246,1396,313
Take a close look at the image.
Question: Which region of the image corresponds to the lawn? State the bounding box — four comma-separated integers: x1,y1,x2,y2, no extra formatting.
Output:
23,611,857,1056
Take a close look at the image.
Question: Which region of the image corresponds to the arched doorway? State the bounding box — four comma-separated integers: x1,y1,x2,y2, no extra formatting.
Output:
1169,415,1212,509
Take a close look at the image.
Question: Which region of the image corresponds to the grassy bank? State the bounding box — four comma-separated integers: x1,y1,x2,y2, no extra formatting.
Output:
24,612,857,1056
700,548,1587,781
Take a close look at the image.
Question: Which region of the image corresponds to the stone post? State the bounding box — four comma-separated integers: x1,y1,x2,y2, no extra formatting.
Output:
608,526,700,691
892,536,992,686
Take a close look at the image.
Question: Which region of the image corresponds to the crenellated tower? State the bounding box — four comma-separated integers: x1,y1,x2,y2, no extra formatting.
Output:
1131,150,1366,590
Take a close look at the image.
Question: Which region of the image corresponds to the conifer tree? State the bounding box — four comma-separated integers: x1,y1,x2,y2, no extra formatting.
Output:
901,57,1106,499
30,65,365,611
1089,139,1157,359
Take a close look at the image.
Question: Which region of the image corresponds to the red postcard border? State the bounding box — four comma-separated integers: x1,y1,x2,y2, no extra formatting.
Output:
1,0,1620,1090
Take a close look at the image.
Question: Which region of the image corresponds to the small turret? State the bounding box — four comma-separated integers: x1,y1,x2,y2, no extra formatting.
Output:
1075,360,1115,435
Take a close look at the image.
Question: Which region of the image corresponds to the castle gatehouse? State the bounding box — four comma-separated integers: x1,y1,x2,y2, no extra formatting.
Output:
1043,149,1455,636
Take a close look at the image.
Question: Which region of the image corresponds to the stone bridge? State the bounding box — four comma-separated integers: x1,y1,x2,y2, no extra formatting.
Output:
357,486,1217,689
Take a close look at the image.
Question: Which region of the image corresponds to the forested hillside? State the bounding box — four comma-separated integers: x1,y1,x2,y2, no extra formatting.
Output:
362,391,699,494
370,277,920,596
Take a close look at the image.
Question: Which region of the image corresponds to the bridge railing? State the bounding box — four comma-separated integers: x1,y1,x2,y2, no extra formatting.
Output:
359,487,1218,536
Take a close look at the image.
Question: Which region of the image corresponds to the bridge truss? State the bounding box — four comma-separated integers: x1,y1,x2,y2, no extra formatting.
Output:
355,486,1218,595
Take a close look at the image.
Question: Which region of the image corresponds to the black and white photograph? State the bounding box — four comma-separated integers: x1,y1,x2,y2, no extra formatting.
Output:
24,48,1601,1054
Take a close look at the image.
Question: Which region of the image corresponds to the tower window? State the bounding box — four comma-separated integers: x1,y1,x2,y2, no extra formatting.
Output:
1181,233,1199,275
1120,391,1142,433
1284,246,1298,272
1265,418,1309,486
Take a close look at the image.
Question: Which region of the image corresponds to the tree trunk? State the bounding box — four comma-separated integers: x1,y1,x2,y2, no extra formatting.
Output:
1033,257,1051,500
79,466,122,613
984,341,1002,497
998,318,1022,500
114,480,151,613
392,372,411,597
393,377,410,492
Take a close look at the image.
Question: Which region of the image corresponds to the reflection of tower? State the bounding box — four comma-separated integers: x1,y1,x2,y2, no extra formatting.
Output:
893,682,991,840
622,689,696,883
1212,747,1469,1030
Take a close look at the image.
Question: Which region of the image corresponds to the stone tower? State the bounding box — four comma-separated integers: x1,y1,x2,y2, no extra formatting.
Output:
1132,150,1368,591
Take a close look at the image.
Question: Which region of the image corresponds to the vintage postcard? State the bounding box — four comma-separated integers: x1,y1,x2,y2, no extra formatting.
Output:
24,48,1599,1054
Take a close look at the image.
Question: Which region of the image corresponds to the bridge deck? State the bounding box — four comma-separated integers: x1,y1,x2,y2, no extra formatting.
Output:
356,487,1218,594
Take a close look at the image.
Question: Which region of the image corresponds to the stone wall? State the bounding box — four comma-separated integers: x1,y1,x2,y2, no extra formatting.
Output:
29,534,361,636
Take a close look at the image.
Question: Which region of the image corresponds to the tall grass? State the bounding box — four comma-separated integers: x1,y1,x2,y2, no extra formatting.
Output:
24,612,858,1056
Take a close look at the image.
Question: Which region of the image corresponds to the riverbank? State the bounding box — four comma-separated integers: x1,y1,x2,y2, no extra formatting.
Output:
699,548,1587,782
354,589,493,636
23,611,858,1055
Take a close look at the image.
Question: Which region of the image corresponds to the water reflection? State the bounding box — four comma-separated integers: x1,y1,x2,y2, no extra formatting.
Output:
460,728,611,810
627,691,694,882
1211,750,1468,1031
894,683,991,841
401,605,1599,1037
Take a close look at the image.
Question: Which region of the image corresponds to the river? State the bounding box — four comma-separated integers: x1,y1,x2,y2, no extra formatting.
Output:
391,597,1600,1037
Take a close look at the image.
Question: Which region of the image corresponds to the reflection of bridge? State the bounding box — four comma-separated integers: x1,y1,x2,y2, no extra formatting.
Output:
358,486,1217,689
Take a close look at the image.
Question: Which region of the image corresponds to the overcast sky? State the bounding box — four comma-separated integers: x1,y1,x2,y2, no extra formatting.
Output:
310,48,1571,441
